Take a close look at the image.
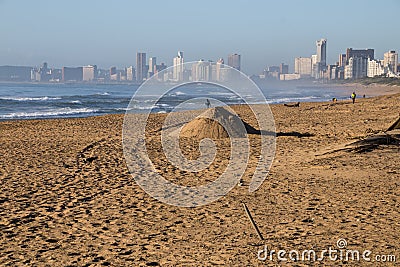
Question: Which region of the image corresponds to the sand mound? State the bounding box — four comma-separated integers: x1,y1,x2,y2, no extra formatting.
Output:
180,106,258,139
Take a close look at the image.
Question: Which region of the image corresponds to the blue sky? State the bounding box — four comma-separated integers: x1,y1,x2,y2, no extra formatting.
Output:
1,0,399,74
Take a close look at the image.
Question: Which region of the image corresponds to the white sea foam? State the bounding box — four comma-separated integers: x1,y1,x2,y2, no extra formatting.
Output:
268,96,320,104
0,96,62,101
0,108,98,119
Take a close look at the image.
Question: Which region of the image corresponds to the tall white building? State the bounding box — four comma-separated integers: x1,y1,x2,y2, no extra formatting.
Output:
345,57,368,79
367,59,385,77
173,51,184,81
316,39,327,66
314,39,327,79
311,54,318,78
227,54,241,71
191,60,212,81
383,50,398,73
148,57,156,77
294,57,312,77
82,65,97,81
127,66,135,81
215,58,224,82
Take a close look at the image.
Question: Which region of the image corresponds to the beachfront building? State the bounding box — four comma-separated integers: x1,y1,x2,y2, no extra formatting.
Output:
82,65,97,81
280,63,289,74
136,52,147,83
31,62,52,82
173,51,184,82
338,54,346,67
343,48,374,79
316,39,327,66
313,39,327,79
126,66,135,81
383,50,398,74
148,57,156,78
154,63,167,82
294,57,312,77
227,53,241,71
62,67,83,82
261,65,281,80
327,64,339,80
311,54,318,78
344,57,368,79
346,48,374,62
0,65,32,81
215,58,225,82
367,59,385,77
191,59,212,81
279,73,300,81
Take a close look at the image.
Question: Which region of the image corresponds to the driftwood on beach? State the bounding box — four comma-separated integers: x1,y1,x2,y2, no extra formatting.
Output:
284,102,300,107
317,115,400,156
317,130,400,156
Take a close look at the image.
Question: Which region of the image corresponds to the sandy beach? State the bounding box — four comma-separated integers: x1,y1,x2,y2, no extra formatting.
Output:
1,85,399,266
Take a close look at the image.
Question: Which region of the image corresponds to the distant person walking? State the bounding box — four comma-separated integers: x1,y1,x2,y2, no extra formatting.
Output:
205,99,211,108
351,92,356,104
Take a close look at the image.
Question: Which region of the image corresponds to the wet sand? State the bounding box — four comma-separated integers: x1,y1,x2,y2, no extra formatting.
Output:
1,86,399,266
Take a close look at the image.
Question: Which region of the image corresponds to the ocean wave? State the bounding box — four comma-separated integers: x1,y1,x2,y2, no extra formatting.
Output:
0,108,98,119
0,96,62,101
268,96,320,104
171,91,186,96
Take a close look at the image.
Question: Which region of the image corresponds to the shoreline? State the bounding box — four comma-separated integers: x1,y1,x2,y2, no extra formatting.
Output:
1,84,399,123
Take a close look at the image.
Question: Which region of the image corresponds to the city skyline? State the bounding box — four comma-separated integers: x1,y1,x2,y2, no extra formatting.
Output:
1,0,400,74
1,40,399,83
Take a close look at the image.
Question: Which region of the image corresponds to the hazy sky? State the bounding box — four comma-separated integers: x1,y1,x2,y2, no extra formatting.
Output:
1,0,399,74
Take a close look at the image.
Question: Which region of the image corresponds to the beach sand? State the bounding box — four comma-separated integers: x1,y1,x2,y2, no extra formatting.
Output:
1,86,399,266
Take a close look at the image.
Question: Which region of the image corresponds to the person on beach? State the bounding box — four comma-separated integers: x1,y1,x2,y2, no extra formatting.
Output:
351,92,356,104
205,99,211,108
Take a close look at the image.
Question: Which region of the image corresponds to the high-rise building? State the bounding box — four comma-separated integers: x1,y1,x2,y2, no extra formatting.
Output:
346,48,374,62
154,63,167,81
136,52,147,83
173,51,184,81
83,65,97,81
294,57,312,77
327,65,339,80
339,54,347,67
344,57,368,79
316,39,327,66
0,65,32,81
191,59,212,81
313,39,327,79
367,59,385,77
110,66,119,81
31,62,51,82
216,58,224,81
62,67,83,82
127,66,135,81
344,48,374,80
279,63,289,74
383,50,398,73
227,53,241,71
148,57,157,77
311,54,318,78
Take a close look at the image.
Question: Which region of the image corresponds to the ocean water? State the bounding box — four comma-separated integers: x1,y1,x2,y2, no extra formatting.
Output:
0,82,348,120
